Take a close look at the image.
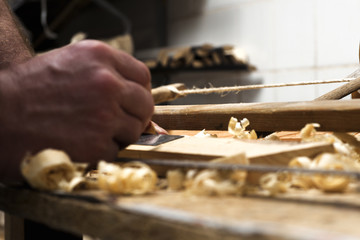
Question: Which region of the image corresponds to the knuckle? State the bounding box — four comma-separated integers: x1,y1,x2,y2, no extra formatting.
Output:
119,53,151,86
93,68,119,91
126,82,154,117
95,108,117,124
74,40,111,59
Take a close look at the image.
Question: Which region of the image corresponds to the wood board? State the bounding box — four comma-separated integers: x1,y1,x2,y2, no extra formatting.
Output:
152,99,360,132
118,136,334,183
2,185,360,240
118,136,333,164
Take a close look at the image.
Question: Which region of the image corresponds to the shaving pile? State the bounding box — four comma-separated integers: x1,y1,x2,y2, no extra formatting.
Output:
21,150,157,195
168,121,360,196
166,117,255,196
20,119,360,198
167,153,248,196
259,123,360,195
21,149,93,192
228,117,257,140
97,161,157,195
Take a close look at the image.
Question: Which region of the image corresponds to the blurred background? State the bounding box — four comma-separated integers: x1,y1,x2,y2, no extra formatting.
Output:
7,0,360,104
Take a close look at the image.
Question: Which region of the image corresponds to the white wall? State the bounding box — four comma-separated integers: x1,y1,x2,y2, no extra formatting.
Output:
167,0,360,103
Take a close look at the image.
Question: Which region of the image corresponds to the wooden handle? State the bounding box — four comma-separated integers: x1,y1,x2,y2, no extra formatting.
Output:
151,83,186,104
315,76,360,100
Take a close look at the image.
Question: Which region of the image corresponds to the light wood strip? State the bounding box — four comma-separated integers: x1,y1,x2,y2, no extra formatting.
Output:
152,99,360,132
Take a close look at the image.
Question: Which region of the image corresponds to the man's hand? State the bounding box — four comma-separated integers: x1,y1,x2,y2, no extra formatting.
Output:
0,40,154,181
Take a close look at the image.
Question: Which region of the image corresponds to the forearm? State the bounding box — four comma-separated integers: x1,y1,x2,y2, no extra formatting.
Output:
0,0,34,68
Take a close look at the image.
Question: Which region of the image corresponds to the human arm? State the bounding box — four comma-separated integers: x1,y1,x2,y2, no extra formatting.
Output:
0,40,154,182
0,0,34,67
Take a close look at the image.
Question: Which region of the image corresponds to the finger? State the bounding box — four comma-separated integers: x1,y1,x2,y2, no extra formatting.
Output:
118,80,154,125
151,121,169,135
86,140,119,164
113,111,145,148
68,41,151,91
112,50,152,91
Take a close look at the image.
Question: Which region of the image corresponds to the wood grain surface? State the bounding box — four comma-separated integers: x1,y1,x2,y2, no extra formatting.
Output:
118,136,333,182
1,185,360,240
152,99,360,132
118,136,333,164
315,76,360,100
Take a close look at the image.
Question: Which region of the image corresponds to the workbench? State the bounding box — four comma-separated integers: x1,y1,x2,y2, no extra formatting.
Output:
2,181,360,240
2,133,360,240
2,100,360,240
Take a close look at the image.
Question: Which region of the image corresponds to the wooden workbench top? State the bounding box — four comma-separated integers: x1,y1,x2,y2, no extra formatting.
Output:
2,130,360,239
1,183,360,240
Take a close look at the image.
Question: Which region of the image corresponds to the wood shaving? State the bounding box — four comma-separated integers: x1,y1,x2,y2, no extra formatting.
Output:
21,149,76,191
68,176,99,191
181,153,248,196
287,157,314,190
259,173,290,196
300,123,336,143
20,119,360,200
228,117,257,140
264,132,280,141
257,123,360,195
310,153,352,192
167,169,185,190
195,129,218,138
97,161,158,195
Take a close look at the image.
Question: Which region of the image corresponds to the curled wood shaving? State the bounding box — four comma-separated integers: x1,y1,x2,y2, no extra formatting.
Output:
258,123,360,195
21,149,76,191
300,123,337,144
228,117,257,140
310,153,352,192
183,153,248,196
187,170,244,196
288,157,314,190
259,173,290,196
195,129,218,138
97,161,158,195
289,156,312,168
68,176,98,191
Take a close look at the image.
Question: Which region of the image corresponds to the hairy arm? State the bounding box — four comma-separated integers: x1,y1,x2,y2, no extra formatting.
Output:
0,40,153,182
0,0,34,68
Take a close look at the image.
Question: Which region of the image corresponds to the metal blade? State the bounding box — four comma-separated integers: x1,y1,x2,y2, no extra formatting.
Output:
134,134,183,146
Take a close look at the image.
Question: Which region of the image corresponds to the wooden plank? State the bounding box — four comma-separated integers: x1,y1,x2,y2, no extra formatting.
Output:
118,136,332,163
1,185,360,239
116,191,360,239
152,99,360,132
167,130,234,138
0,185,316,240
118,136,333,183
